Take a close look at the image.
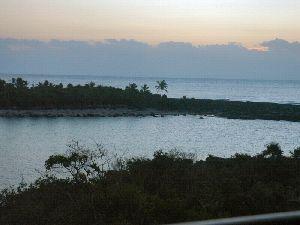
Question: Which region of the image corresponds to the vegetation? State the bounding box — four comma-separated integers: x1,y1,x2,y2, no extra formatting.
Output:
1,77,300,122
155,80,168,94
1,142,300,225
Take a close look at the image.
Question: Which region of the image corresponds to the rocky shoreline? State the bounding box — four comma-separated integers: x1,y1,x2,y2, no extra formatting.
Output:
0,108,186,117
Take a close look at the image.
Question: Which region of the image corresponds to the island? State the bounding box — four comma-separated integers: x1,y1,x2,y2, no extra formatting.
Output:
0,77,300,122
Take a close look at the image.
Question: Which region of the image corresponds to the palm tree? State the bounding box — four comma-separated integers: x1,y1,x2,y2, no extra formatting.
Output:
126,83,138,91
155,80,168,94
140,84,150,94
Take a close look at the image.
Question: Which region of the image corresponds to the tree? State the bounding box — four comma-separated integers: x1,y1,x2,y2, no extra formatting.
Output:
260,142,283,158
155,80,168,94
56,83,63,89
125,83,139,97
45,141,111,183
128,83,138,90
14,78,28,89
0,79,6,89
43,80,50,87
232,153,252,160
85,81,95,88
140,84,151,94
125,83,138,91
290,147,300,159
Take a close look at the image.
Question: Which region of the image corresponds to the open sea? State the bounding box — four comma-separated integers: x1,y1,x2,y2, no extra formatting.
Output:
1,74,300,104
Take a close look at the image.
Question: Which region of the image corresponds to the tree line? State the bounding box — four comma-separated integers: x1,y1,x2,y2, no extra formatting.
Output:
1,77,300,122
0,77,168,109
1,142,300,225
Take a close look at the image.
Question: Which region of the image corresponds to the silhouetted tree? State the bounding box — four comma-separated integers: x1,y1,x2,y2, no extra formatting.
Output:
290,147,300,159
260,142,283,158
14,78,28,89
126,83,138,90
85,82,95,88
155,80,168,94
232,153,252,160
44,80,49,86
140,84,151,94
45,141,110,182
1,77,300,123
2,142,300,225
125,83,139,96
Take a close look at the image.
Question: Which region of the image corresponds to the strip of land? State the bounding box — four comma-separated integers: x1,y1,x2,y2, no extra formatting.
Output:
0,108,182,117
1,78,300,121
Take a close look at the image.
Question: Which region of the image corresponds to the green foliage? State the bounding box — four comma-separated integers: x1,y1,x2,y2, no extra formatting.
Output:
1,143,300,225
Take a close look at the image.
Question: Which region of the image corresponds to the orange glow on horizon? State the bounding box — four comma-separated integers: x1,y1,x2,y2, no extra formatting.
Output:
0,0,299,48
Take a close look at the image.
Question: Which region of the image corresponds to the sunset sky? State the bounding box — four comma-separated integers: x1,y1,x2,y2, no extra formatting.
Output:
1,0,300,47
1,0,300,79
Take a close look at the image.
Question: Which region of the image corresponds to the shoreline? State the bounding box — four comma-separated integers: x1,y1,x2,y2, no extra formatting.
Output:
0,106,299,122
1,78,299,122
0,108,186,117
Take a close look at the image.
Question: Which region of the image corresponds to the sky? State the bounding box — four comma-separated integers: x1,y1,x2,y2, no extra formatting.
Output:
1,0,300,47
0,0,299,79
1,38,299,80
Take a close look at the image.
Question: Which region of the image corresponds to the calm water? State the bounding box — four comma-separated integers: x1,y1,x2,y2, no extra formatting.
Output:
1,74,300,104
1,74,300,188
1,116,300,188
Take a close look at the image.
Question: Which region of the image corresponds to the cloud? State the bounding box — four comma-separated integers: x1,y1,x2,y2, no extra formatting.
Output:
0,38,299,80
262,38,300,52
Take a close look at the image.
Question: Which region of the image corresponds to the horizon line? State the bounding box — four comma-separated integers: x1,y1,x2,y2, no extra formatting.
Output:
1,73,300,82
1,37,299,49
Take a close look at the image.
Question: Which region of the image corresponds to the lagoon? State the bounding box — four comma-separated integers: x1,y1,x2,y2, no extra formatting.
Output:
1,115,300,188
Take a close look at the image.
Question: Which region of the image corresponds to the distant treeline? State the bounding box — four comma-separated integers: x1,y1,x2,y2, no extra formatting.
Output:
1,142,300,225
1,77,300,122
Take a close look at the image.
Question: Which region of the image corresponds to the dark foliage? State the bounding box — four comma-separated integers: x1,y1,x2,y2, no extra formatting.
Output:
1,78,300,121
1,143,300,225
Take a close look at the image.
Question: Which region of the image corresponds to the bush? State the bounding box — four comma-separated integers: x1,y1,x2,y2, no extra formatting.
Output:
1,142,300,225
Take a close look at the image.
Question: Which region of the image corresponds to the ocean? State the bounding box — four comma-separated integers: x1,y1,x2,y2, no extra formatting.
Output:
1,74,300,104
